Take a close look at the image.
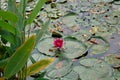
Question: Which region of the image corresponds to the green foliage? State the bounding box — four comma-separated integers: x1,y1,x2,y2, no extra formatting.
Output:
36,19,50,45
26,0,46,25
27,58,54,76
0,9,18,45
0,10,18,23
0,30,16,45
0,21,16,34
4,35,36,78
0,0,53,80
0,58,9,68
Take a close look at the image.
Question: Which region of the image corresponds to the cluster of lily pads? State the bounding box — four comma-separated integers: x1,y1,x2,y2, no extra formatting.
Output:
31,27,120,80
25,0,120,80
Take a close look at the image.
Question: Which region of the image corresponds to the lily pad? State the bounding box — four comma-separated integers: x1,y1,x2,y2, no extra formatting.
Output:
89,36,110,54
37,37,87,59
113,69,120,80
63,37,88,59
37,37,55,57
61,70,79,80
73,58,113,80
105,11,120,25
46,59,72,79
95,26,117,38
79,1,92,11
104,54,120,68
114,1,120,5
90,0,113,3
102,0,113,3
70,30,91,42
61,15,78,28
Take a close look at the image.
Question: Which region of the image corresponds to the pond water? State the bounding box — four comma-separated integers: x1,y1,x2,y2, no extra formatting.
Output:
1,0,120,80
25,0,120,80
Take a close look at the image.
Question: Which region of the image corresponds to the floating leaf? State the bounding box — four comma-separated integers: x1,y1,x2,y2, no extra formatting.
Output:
79,1,92,11
73,58,113,80
105,54,120,68
90,0,113,3
95,26,117,38
70,30,91,42
114,1,120,4
102,0,113,3
61,15,77,28
104,10,120,25
37,37,87,59
114,69,120,80
37,37,55,57
61,70,79,80
46,59,72,79
89,36,110,54
63,37,87,59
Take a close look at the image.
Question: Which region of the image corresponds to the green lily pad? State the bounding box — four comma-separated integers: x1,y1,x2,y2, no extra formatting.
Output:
63,37,88,59
46,59,72,79
104,54,120,68
70,30,91,42
90,0,102,3
61,15,77,28
114,1,120,5
44,71,79,80
113,69,120,80
80,1,92,11
105,11,120,25
73,58,113,80
61,70,79,80
90,0,113,3
37,37,87,59
102,0,113,3
95,26,117,38
89,36,110,54
37,37,55,57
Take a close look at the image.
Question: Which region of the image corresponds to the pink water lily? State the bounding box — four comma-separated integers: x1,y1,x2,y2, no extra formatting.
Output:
53,38,64,49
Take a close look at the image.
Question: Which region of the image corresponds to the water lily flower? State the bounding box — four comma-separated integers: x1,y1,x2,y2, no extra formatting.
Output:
53,38,64,49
